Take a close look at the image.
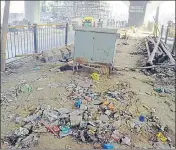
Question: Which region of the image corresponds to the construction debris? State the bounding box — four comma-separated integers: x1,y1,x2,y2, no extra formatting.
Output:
145,36,175,66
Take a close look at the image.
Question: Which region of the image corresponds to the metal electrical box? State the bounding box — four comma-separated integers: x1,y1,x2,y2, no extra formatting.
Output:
73,27,119,67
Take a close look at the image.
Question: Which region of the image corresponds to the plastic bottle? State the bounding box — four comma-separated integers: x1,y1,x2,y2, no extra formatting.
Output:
103,143,114,149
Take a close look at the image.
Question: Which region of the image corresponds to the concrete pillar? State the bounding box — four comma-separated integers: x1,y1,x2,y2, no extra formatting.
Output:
128,1,148,27
24,1,40,24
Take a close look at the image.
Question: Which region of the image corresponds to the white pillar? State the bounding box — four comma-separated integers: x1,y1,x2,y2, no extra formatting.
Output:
25,1,40,24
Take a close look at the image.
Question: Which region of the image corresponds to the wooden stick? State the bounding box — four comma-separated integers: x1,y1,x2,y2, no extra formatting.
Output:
146,36,161,66
114,64,175,70
145,39,150,58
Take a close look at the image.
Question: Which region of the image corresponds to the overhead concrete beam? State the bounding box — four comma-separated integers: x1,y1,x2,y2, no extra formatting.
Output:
122,1,130,7
128,1,148,27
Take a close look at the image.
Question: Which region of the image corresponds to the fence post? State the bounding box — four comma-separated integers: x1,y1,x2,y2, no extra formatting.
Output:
33,24,38,53
160,25,164,38
165,25,169,44
65,23,68,46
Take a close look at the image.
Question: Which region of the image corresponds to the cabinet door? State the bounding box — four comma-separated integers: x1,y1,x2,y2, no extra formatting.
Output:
92,33,116,64
74,31,95,63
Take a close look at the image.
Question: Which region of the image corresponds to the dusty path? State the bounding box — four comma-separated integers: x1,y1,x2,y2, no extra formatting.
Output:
1,35,175,149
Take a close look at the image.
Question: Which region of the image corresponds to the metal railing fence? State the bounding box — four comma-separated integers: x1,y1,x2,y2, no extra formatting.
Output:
5,23,75,60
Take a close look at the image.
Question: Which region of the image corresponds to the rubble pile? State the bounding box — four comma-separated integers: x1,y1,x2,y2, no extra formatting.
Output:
1,78,175,149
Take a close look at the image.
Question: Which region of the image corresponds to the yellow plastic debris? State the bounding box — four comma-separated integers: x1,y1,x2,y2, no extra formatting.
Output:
156,132,167,143
108,103,114,111
91,72,100,81
103,100,109,106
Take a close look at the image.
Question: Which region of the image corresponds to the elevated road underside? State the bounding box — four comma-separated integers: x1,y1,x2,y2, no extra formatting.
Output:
24,1,163,26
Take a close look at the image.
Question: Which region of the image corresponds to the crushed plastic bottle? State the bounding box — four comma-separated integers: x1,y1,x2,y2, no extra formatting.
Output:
74,99,82,109
60,126,72,137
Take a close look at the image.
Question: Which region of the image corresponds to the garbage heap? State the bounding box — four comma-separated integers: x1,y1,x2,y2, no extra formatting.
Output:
2,79,174,149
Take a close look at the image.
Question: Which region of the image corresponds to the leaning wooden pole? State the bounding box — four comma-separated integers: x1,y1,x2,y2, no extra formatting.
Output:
146,36,161,66
1,1,10,71
145,39,150,58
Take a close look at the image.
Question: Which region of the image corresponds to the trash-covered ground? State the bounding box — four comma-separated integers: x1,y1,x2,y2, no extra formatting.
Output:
1,32,175,149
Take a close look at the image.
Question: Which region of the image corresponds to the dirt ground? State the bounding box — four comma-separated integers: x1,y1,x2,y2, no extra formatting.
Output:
1,33,175,149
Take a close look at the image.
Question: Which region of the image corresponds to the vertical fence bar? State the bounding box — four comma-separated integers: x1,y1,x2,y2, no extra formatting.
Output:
54,25,56,48
59,28,61,47
29,28,32,53
27,28,29,53
9,32,13,58
65,23,68,46
44,26,46,51
16,30,20,55
48,26,50,48
20,30,23,55
38,27,40,51
33,24,38,53
47,26,49,49
172,36,175,56
13,33,17,56
6,34,9,59
41,26,44,51
50,26,52,48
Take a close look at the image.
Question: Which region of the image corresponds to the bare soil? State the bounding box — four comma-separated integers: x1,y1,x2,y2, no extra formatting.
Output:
1,33,175,149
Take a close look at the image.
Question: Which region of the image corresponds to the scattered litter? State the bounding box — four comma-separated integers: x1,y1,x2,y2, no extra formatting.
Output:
37,87,43,91
17,81,33,93
154,87,172,94
156,132,167,143
74,99,82,109
14,127,29,136
33,66,40,71
48,83,59,88
91,72,100,81
121,136,131,146
2,75,174,149
103,143,114,149
60,126,72,137
139,115,145,122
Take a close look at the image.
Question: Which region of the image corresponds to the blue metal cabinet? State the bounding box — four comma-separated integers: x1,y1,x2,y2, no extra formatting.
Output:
73,28,118,66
